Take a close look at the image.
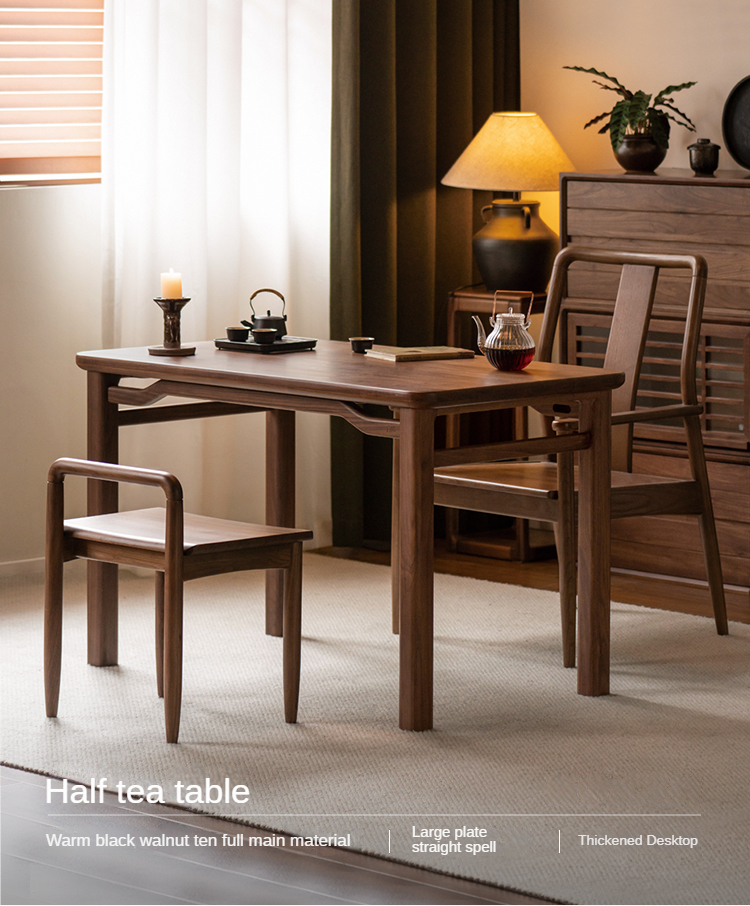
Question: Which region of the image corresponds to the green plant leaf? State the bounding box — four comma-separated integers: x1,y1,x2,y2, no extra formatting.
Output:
608,101,630,151
627,92,652,131
662,110,696,134
657,101,696,130
583,109,615,130
648,110,671,149
653,81,697,104
563,65,632,97
592,80,629,95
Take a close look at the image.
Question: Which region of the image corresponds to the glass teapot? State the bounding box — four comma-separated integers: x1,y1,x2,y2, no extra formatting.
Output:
472,291,536,371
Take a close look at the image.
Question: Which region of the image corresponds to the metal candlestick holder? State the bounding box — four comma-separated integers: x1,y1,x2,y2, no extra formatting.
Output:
148,297,196,356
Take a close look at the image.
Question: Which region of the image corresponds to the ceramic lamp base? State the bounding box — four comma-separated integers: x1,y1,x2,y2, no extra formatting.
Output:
473,200,557,293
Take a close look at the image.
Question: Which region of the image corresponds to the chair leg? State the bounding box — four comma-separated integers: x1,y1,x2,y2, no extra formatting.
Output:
698,511,728,635
391,428,400,635
44,484,66,718
553,521,577,668
162,569,183,744
684,417,728,635
155,572,165,698
44,498,63,717
282,542,303,723
554,425,578,668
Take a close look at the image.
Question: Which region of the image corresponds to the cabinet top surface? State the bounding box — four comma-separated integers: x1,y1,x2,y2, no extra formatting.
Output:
562,168,750,188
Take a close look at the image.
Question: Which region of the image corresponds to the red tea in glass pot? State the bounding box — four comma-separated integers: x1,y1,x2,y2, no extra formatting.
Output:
473,291,535,371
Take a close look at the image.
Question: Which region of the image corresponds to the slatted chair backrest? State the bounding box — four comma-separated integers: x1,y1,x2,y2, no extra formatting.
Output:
539,247,708,472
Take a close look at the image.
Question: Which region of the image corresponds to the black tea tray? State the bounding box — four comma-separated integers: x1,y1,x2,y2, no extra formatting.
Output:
215,335,317,354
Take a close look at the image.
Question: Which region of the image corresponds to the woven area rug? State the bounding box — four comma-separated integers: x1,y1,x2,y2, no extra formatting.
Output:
2,553,749,905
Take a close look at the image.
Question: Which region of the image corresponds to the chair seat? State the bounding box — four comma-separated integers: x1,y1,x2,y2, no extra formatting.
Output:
434,461,703,518
64,507,313,554
435,462,562,498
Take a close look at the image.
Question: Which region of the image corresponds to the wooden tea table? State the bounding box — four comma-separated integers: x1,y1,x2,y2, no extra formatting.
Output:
76,340,624,731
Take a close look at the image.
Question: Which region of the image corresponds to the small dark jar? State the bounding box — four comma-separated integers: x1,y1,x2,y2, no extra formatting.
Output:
688,138,720,176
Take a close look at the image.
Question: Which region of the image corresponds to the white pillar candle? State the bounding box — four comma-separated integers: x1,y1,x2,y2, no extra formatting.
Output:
160,268,182,299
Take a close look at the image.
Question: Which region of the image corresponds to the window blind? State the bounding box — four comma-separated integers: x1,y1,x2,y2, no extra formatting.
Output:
0,0,103,180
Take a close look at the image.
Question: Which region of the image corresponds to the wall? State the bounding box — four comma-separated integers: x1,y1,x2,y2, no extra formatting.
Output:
514,0,748,526
521,0,750,229
0,185,103,572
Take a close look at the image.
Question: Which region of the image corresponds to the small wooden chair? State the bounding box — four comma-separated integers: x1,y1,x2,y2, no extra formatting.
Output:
45,458,312,743
434,248,728,667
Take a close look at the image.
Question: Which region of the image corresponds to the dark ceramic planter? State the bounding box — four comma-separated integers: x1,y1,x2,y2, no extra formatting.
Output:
614,134,667,173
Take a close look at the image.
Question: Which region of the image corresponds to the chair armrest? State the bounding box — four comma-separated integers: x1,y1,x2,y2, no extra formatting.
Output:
610,404,703,426
47,458,182,501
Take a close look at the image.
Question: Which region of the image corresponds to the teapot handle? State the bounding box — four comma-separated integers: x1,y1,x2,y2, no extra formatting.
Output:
492,289,534,327
249,287,286,318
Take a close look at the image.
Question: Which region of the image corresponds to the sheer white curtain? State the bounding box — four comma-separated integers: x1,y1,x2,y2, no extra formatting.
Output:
101,0,332,543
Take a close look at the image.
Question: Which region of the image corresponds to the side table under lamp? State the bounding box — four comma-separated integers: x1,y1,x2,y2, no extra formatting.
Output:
444,285,556,562
440,112,574,560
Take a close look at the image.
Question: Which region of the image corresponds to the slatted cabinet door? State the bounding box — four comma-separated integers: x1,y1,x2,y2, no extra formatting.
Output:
563,309,750,586
565,311,749,451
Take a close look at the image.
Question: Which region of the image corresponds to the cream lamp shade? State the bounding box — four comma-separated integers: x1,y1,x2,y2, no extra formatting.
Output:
441,112,575,293
442,112,575,192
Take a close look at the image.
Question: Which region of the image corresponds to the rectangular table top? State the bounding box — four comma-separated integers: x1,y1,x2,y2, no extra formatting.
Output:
77,340,624,411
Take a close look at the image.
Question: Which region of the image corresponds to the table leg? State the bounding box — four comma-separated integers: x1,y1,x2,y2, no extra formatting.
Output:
265,409,295,636
576,391,611,696
390,411,400,634
86,371,120,666
398,407,435,731
444,299,461,551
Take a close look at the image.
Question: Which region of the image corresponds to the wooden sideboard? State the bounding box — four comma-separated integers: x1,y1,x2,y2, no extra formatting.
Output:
560,169,750,589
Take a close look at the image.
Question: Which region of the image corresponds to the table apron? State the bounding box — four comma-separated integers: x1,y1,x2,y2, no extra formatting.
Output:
108,379,400,438
108,377,607,439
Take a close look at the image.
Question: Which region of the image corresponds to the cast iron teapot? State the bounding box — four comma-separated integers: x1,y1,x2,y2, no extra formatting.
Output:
242,288,287,340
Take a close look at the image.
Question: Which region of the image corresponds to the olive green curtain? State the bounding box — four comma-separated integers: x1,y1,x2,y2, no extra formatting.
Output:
330,0,520,547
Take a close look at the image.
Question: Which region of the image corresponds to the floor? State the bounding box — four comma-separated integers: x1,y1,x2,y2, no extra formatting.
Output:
4,544,745,905
0,767,553,906
320,542,750,626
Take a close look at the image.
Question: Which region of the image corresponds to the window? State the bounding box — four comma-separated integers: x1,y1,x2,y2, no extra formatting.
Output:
0,0,103,183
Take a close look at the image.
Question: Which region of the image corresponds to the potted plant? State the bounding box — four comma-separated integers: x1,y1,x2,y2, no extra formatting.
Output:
564,66,696,172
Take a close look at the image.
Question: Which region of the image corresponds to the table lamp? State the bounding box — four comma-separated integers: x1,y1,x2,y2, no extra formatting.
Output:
442,112,575,293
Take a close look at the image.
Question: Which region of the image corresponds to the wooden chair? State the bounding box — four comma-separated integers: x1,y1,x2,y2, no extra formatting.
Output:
434,247,728,667
45,458,312,743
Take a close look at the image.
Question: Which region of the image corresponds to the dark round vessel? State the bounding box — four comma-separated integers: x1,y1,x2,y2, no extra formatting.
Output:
688,138,720,176
614,134,667,173
472,201,557,294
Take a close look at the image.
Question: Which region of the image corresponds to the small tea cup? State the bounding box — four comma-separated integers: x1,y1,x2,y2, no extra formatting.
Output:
226,326,250,342
252,328,278,345
349,336,374,353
